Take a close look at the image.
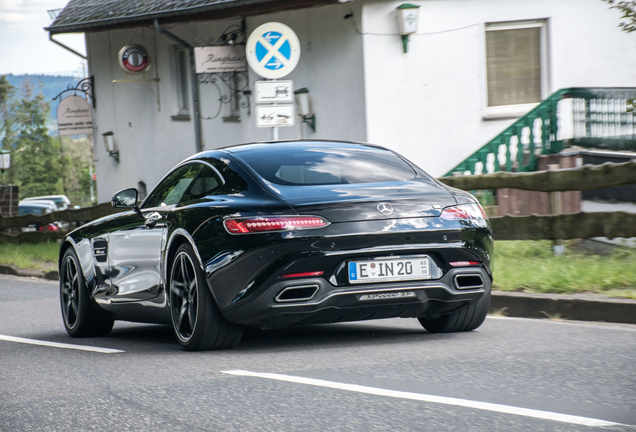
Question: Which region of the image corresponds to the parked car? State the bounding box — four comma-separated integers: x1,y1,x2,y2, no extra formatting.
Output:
58,141,493,351
18,201,59,232
18,202,55,216
20,199,58,212
22,195,70,211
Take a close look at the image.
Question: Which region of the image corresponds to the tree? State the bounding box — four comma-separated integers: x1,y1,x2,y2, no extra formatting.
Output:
1,76,93,204
602,0,636,33
602,1,636,112
8,80,64,197
0,75,15,151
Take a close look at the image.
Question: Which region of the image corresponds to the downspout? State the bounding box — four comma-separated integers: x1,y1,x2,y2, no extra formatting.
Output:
154,19,203,153
49,33,87,59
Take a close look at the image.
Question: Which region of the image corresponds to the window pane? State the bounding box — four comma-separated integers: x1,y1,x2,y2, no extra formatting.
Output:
486,27,541,107
236,145,416,186
143,164,201,208
177,49,189,112
179,166,221,203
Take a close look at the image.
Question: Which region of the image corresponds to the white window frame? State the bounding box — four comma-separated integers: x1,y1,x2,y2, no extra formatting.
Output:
482,19,550,120
173,46,190,118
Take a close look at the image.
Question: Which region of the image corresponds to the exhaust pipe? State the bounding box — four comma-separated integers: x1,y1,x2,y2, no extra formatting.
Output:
454,274,484,290
275,285,319,303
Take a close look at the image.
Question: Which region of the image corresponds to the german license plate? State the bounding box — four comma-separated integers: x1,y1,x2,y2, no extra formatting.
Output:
348,257,430,284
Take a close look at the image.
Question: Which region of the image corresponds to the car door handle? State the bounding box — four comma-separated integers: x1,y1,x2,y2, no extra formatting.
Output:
145,212,163,228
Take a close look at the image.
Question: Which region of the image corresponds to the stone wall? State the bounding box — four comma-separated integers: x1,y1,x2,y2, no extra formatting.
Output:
0,185,18,218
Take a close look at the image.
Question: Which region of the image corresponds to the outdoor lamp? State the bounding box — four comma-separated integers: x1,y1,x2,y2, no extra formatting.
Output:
0,149,10,183
397,3,421,53
294,88,316,132
102,131,120,163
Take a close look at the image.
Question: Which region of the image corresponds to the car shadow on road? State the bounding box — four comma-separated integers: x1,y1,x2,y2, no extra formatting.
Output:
235,321,446,353
55,320,464,353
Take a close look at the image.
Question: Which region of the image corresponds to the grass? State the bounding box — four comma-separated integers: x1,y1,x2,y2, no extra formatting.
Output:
0,242,60,271
493,240,636,299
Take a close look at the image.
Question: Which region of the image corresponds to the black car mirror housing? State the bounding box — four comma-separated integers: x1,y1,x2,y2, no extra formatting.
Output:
112,188,140,213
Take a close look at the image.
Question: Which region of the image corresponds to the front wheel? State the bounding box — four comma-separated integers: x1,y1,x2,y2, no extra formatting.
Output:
418,290,491,333
60,248,114,337
169,244,243,351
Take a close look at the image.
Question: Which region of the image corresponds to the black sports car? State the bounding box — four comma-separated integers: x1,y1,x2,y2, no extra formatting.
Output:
59,141,493,351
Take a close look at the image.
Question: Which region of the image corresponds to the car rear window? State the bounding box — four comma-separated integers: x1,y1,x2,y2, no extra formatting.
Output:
235,145,417,185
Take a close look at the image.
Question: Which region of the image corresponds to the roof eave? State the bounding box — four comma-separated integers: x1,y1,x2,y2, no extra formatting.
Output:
45,0,340,35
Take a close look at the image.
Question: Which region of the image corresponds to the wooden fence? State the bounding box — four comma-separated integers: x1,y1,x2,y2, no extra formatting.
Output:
438,160,636,241
0,202,122,243
1,160,635,243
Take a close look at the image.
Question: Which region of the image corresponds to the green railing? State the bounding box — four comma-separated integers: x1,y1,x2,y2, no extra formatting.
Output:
445,88,636,176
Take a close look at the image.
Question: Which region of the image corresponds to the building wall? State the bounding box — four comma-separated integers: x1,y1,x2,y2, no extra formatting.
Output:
88,2,366,203
87,0,636,202
361,0,636,177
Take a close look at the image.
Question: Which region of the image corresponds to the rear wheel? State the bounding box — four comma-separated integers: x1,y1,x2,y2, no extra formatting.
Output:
60,248,114,337
418,290,491,333
169,244,243,351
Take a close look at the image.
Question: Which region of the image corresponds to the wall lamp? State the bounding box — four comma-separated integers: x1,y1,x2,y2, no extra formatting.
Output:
397,3,421,53
102,131,120,163
294,88,316,132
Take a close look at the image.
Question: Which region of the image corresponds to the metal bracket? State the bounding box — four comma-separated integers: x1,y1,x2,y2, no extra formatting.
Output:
53,76,95,108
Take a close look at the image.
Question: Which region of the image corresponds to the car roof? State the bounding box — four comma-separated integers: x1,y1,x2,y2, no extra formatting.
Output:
23,195,70,204
19,202,52,207
217,140,387,155
19,200,57,208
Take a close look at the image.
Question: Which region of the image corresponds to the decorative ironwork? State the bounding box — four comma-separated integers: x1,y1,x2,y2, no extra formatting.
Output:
198,72,251,121
195,19,250,122
194,21,247,48
53,76,95,108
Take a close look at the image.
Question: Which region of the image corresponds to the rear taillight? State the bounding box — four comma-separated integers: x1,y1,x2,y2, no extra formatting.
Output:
440,203,487,221
281,271,325,279
224,216,330,234
449,261,481,267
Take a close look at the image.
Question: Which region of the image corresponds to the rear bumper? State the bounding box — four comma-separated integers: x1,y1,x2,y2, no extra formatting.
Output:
223,267,491,327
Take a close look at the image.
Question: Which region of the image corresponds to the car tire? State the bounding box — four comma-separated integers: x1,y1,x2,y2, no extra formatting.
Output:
60,248,114,337
169,244,243,351
418,290,491,333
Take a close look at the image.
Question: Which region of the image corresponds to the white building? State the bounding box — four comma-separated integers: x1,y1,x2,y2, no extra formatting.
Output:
47,0,636,203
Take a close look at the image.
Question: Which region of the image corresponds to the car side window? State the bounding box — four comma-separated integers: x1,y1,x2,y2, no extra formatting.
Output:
179,165,222,203
142,163,222,209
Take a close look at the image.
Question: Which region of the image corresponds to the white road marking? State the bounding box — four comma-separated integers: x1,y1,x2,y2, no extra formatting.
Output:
221,370,623,428
0,335,124,354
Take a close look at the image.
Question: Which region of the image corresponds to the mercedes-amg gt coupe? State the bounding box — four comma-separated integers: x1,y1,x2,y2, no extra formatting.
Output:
59,141,493,350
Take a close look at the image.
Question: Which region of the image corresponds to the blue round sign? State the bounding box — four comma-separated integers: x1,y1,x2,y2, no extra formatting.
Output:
247,23,301,79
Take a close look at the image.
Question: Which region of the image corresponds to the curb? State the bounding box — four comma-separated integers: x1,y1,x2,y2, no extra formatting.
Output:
0,264,59,281
1,264,634,325
491,291,636,325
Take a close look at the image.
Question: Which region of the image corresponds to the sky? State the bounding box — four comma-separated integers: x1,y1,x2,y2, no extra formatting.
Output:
0,0,86,76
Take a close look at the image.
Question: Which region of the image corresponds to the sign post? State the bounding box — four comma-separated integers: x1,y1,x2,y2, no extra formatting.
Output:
246,22,301,140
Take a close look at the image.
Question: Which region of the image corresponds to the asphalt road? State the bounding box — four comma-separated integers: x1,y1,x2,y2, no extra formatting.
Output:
1,274,635,432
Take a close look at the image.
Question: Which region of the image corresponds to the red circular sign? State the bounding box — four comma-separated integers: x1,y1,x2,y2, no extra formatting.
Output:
118,45,150,74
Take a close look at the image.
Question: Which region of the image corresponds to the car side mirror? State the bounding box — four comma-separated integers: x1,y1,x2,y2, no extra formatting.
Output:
112,188,139,211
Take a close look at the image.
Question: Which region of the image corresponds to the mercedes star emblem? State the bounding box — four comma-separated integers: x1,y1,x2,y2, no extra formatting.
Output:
377,203,393,215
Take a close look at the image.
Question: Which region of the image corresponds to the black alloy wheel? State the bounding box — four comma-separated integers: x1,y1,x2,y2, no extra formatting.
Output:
60,248,114,337
169,243,243,351
418,290,491,333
